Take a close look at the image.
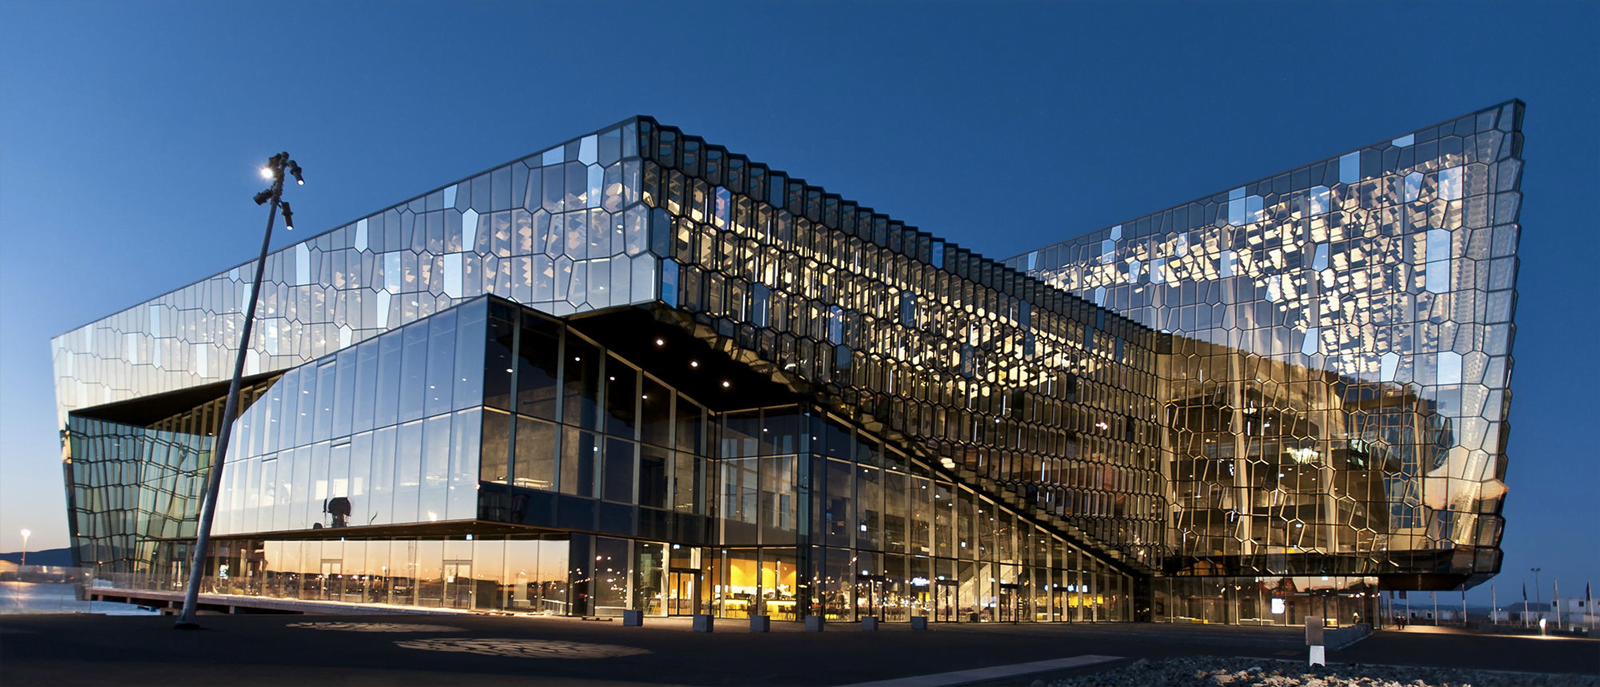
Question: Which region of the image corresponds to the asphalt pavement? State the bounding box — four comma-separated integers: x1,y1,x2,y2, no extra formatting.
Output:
1,613,1594,686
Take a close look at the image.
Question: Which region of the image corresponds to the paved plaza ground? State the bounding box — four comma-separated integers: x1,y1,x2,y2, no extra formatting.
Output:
1,612,1594,686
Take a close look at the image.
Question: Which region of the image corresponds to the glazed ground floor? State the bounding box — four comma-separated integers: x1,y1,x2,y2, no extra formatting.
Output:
123,533,1138,623
104,535,1406,627
1154,575,1382,628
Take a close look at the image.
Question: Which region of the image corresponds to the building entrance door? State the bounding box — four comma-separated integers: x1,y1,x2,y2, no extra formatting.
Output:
319,560,342,601
667,569,701,616
910,580,931,622
856,575,887,621
443,560,473,609
935,579,959,622
999,583,1022,623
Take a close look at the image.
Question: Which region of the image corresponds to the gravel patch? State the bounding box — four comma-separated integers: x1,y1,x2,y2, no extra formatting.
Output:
1041,656,1599,687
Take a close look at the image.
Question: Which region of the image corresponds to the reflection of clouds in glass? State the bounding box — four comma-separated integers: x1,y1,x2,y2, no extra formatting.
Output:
1339,151,1360,184
1227,188,1264,226
1438,351,1463,386
1425,229,1452,293
1309,185,1329,216
1301,327,1319,356
1439,167,1463,201
1380,352,1400,382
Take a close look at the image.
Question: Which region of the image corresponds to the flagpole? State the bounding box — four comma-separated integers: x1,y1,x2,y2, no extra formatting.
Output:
1554,579,1561,630
1523,580,1529,628
1492,582,1498,625
1586,579,1593,629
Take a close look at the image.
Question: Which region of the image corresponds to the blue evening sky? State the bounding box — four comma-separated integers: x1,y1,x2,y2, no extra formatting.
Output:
1,1,1594,605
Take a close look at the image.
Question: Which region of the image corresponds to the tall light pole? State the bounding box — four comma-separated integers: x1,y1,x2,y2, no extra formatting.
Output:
19,529,30,567
1532,567,1543,621
174,152,303,629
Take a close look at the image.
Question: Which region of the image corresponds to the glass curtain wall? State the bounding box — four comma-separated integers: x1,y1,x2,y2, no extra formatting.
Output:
472,298,714,545
1155,575,1380,628
634,119,1168,581
65,378,275,573
803,410,1132,623
55,118,656,584
166,534,676,617
215,299,489,535
65,117,1147,622
52,119,651,425
1011,102,1522,585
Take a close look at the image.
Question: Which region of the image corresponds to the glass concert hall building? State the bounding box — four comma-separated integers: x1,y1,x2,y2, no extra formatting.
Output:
54,101,1524,626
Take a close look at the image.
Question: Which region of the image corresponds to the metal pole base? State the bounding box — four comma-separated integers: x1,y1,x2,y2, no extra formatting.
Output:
174,621,202,630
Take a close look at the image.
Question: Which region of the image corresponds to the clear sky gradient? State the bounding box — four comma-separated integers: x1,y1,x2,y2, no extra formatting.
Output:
1,1,1594,605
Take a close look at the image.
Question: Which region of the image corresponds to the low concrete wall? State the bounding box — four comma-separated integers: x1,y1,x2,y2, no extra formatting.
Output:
1325,623,1372,649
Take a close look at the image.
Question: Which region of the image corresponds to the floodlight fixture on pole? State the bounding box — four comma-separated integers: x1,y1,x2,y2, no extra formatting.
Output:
1532,568,1543,612
175,151,303,629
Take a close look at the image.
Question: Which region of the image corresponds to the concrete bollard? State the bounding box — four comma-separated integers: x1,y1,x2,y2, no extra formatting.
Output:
750,615,770,633
1306,615,1326,666
861,616,879,631
623,610,643,627
910,616,929,630
805,616,825,632
692,614,714,633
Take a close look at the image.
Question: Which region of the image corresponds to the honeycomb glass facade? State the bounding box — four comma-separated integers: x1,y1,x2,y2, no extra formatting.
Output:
1006,101,1522,623
55,103,1522,626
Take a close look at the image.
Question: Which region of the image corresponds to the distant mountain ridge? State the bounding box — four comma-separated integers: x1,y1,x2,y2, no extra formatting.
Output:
0,548,73,567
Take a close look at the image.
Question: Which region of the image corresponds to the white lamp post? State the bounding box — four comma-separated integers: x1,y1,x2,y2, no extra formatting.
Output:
19,529,30,567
